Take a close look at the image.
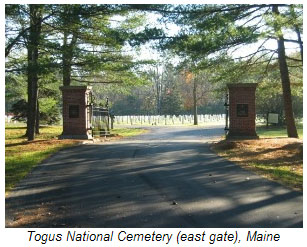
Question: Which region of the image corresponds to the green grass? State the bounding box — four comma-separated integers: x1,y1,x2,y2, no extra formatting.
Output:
256,123,303,139
6,144,76,192
251,163,302,190
112,128,148,137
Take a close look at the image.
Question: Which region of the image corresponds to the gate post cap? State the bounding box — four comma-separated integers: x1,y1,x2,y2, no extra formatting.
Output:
227,83,258,88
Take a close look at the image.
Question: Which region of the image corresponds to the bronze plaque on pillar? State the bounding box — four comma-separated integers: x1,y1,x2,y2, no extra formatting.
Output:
69,105,80,118
236,104,248,117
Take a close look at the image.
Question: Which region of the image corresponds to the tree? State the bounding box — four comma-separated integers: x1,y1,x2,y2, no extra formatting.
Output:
159,4,302,137
44,4,158,87
26,4,43,140
6,4,57,139
6,70,61,125
180,71,215,125
272,5,298,137
6,5,63,138
147,65,164,114
255,50,302,124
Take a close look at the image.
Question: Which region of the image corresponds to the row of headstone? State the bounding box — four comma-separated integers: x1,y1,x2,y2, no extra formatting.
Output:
114,114,226,125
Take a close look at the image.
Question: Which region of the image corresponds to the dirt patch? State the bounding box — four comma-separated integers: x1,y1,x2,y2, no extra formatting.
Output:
212,138,303,191
6,202,68,228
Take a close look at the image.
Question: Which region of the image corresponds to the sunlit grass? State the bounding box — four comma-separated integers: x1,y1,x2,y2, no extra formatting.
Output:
250,163,302,190
257,123,303,139
112,128,148,137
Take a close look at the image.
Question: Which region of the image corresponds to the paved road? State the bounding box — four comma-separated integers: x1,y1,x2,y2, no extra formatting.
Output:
6,125,303,227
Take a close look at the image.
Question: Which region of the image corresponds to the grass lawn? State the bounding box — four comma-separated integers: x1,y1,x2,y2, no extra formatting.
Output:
5,124,147,193
257,123,303,139
212,124,303,191
112,127,148,137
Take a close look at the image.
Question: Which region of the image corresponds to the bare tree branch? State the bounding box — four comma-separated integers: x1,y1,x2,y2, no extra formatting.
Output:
286,56,302,62
264,52,276,74
5,11,56,57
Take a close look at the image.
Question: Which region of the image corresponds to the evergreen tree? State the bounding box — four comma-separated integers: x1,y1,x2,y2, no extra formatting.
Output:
159,4,302,137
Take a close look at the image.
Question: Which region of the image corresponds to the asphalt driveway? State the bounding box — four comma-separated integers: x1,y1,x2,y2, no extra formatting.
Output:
5,125,303,227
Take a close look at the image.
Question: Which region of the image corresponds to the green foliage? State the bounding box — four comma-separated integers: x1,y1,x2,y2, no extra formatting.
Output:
6,53,62,125
161,5,263,61
50,4,161,86
256,51,302,120
5,4,162,135
101,63,226,116
160,89,183,116
10,98,60,125
11,99,27,122
159,4,302,105
112,94,147,115
5,73,27,112
39,98,61,124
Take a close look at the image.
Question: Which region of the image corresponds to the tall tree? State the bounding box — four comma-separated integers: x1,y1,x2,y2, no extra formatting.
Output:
272,5,298,137
27,4,43,141
159,4,302,137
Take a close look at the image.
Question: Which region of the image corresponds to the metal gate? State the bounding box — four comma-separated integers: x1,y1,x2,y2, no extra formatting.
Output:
91,107,110,137
224,93,229,135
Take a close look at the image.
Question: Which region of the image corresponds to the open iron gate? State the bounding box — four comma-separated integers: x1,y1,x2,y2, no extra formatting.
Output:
224,93,229,135
91,107,110,137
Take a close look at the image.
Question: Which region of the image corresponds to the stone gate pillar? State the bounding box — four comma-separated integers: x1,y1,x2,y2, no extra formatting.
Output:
227,83,258,139
60,86,93,139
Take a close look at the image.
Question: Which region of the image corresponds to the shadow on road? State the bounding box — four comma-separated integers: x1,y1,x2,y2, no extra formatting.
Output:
6,137,303,228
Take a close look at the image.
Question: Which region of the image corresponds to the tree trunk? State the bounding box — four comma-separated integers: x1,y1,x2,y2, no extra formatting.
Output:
155,67,160,115
27,5,42,141
62,30,77,86
35,100,40,134
272,5,298,138
193,80,198,125
62,31,71,86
